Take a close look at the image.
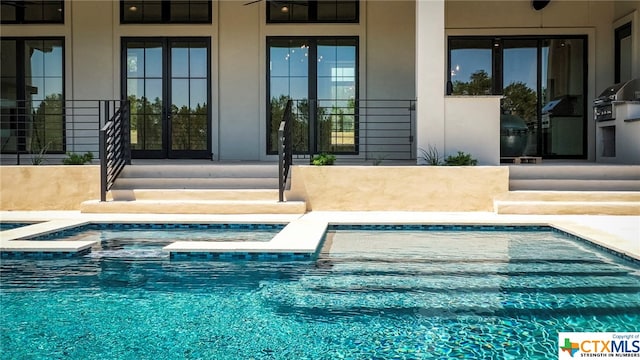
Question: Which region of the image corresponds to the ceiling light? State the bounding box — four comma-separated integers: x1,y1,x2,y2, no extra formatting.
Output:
280,5,289,13
129,5,138,11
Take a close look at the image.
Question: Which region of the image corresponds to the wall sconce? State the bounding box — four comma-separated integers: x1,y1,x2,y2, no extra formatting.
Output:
531,0,550,10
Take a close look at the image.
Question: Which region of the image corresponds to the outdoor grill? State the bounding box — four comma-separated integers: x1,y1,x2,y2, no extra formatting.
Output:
593,78,640,121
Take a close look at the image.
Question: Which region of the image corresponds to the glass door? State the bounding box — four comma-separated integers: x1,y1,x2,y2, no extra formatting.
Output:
540,38,585,157
123,38,210,159
502,39,538,156
499,37,586,158
267,37,358,155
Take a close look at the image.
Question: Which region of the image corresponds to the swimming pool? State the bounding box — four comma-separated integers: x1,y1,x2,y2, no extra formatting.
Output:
0,222,35,231
1,227,638,359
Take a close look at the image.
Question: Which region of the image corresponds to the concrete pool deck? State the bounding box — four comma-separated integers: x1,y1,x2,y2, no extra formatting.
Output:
0,211,638,261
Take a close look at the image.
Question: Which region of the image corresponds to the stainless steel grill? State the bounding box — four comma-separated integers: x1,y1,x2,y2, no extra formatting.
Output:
594,78,640,121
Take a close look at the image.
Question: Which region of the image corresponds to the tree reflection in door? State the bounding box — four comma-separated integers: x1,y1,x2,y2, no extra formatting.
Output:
269,96,356,154
129,95,207,151
268,37,357,155
128,95,162,150
170,102,207,150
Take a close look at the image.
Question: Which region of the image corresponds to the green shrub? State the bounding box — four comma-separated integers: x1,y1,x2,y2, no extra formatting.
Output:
418,146,442,166
63,152,94,165
311,153,336,166
444,151,477,166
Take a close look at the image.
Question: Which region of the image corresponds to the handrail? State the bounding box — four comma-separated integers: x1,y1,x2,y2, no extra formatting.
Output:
278,99,293,202
99,100,130,202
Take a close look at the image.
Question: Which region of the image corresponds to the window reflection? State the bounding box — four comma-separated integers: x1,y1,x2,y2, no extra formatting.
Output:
448,36,586,158
1,0,64,24
267,37,358,154
449,39,493,95
121,0,212,24
267,0,358,23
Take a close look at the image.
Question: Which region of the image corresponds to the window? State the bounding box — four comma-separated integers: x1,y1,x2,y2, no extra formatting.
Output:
121,0,211,24
448,35,588,159
615,22,632,83
267,1,358,23
448,38,494,95
1,38,65,154
1,1,64,24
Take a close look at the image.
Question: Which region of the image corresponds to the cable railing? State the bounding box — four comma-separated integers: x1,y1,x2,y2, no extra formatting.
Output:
99,101,131,202
277,99,293,202
272,99,416,161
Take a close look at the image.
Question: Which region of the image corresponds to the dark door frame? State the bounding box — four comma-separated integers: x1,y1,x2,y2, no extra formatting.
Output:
614,22,632,84
121,36,211,159
266,36,359,155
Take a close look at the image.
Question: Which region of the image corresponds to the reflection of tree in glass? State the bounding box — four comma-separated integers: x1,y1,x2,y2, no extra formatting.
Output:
503,82,537,124
129,95,163,150
31,93,63,153
317,99,355,153
269,95,310,153
270,96,357,154
452,70,492,95
171,103,208,150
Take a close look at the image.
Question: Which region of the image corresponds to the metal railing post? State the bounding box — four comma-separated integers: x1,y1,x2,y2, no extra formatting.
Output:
99,127,107,202
123,100,131,165
309,99,316,161
278,123,285,202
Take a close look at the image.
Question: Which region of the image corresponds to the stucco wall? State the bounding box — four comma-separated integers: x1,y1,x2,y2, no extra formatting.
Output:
287,165,509,211
0,166,101,210
444,96,501,165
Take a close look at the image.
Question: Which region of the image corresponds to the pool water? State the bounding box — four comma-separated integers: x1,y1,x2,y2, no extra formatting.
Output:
27,223,283,259
0,222,34,231
1,229,638,359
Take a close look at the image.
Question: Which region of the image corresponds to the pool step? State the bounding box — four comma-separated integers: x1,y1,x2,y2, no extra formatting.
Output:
80,199,307,214
494,191,640,215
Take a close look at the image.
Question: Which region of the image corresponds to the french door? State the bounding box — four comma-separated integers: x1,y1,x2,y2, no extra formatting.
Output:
267,37,358,154
122,37,210,159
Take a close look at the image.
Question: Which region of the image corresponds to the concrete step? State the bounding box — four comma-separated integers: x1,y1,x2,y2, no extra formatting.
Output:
495,200,639,215
494,191,640,215
509,179,640,191
508,165,640,191
119,164,278,178
81,199,307,214
494,191,640,202
112,177,280,190
111,189,280,201
508,165,640,180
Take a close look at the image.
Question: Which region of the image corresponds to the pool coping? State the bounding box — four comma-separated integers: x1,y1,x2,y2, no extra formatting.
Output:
0,211,638,262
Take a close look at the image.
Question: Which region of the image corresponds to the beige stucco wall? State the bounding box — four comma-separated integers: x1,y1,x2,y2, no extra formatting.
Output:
444,96,502,165
287,165,509,211
0,166,100,210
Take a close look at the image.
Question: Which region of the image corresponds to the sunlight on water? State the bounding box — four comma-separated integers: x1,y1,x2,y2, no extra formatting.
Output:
1,230,638,359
